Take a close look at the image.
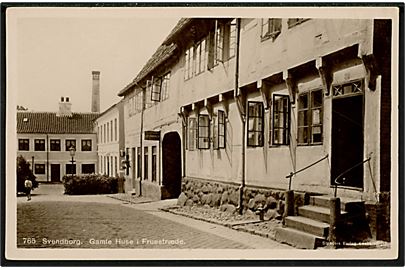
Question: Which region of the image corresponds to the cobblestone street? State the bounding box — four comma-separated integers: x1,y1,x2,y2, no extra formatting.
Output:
17,184,292,249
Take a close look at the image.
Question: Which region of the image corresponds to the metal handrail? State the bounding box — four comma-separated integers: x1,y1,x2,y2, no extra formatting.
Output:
285,154,329,190
333,156,372,197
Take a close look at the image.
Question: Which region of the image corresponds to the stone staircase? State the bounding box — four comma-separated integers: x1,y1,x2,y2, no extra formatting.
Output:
275,195,366,249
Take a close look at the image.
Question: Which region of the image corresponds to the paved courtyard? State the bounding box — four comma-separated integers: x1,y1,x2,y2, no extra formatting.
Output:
17,184,292,249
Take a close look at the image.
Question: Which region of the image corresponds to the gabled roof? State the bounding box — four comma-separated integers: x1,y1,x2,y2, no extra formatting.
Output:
17,112,99,134
118,18,194,97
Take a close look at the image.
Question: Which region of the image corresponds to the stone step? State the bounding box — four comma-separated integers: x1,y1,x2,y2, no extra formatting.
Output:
309,195,365,212
274,226,326,249
298,205,348,224
285,216,329,238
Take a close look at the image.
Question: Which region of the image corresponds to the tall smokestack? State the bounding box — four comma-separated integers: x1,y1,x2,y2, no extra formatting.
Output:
91,71,100,113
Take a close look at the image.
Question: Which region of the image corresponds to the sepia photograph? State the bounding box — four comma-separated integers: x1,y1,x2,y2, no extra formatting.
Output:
3,4,402,265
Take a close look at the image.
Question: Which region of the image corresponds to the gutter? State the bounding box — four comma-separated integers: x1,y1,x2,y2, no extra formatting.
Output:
234,18,245,215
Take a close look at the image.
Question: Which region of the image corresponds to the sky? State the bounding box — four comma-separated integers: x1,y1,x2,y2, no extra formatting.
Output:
9,8,180,113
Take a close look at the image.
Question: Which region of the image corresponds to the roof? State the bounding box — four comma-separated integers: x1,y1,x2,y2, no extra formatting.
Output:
118,43,177,96
17,112,100,134
117,18,193,97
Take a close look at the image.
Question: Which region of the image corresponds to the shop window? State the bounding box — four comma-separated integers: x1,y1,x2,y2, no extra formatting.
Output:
50,139,61,151
18,139,29,151
34,139,45,151
298,89,323,145
188,117,197,151
144,147,149,180
152,146,157,182
34,164,45,174
198,115,210,149
271,95,290,145
81,140,92,151
65,139,76,151
261,18,282,41
82,164,95,174
288,18,309,28
247,102,264,147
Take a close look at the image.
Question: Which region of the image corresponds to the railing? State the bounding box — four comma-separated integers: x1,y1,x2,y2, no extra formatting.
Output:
285,154,329,190
332,156,372,197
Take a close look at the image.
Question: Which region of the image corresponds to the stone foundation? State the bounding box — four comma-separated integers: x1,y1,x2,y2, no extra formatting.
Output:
179,177,312,218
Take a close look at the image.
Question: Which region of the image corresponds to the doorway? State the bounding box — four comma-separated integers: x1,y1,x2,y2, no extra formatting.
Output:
162,132,182,199
51,164,60,182
331,94,364,189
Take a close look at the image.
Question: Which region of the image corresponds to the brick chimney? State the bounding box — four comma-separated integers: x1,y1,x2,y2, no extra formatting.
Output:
91,71,100,113
57,96,72,117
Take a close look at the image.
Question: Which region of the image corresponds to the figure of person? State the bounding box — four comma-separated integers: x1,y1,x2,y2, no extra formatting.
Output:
24,178,33,201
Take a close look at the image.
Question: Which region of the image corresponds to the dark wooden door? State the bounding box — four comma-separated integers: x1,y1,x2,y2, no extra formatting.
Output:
331,95,364,188
162,132,182,199
51,164,60,182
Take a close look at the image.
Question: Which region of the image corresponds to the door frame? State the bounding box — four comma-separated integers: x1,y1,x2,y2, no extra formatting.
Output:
330,80,365,190
50,164,61,182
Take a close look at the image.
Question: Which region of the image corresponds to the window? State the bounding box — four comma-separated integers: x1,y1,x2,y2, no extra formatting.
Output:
333,81,363,97
161,73,170,101
125,148,130,176
184,47,194,80
144,147,149,180
50,139,61,151
65,139,76,151
34,139,45,151
114,156,118,177
82,164,95,174
271,95,290,145
100,155,103,174
103,124,106,143
151,77,162,102
100,126,103,143
298,89,323,145
195,39,207,75
152,146,157,182
66,164,76,175
145,80,153,108
137,147,142,178
18,139,29,151
188,117,197,150
110,120,113,142
107,122,110,142
218,110,226,149
288,18,309,28
215,23,224,64
35,164,45,174
247,102,264,147
114,118,117,141
81,140,92,151
210,19,237,66
213,111,226,150
197,115,210,149
261,18,282,40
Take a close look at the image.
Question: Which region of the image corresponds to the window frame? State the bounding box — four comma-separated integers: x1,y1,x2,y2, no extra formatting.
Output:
271,94,290,146
297,89,324,146
34,139,45,151
247,101,264,147
144,146,149,180
152,146,157,182
81,164,95,174
261,18,282,41
66,164,76,175
187,117,197,151
18,139,29,151
217,110,226,149
81,139,92,151
161,72,171,101
288,18,310,29
197,114,211,150
50,139,61,151
34,164,45,174
151,77,162,102
65,139,76,151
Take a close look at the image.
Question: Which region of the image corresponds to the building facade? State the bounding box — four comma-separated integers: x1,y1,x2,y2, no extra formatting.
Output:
95,101,126,186
17,97,99,182
117,18,392,240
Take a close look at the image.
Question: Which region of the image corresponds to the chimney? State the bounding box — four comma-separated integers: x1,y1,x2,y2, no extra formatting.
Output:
57,96,72,117
91,71,100,113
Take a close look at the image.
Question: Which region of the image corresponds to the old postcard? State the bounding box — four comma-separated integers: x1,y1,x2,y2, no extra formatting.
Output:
3,4,401,265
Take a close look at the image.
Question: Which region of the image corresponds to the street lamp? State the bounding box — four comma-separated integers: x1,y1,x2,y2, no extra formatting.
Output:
69,146,76,177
